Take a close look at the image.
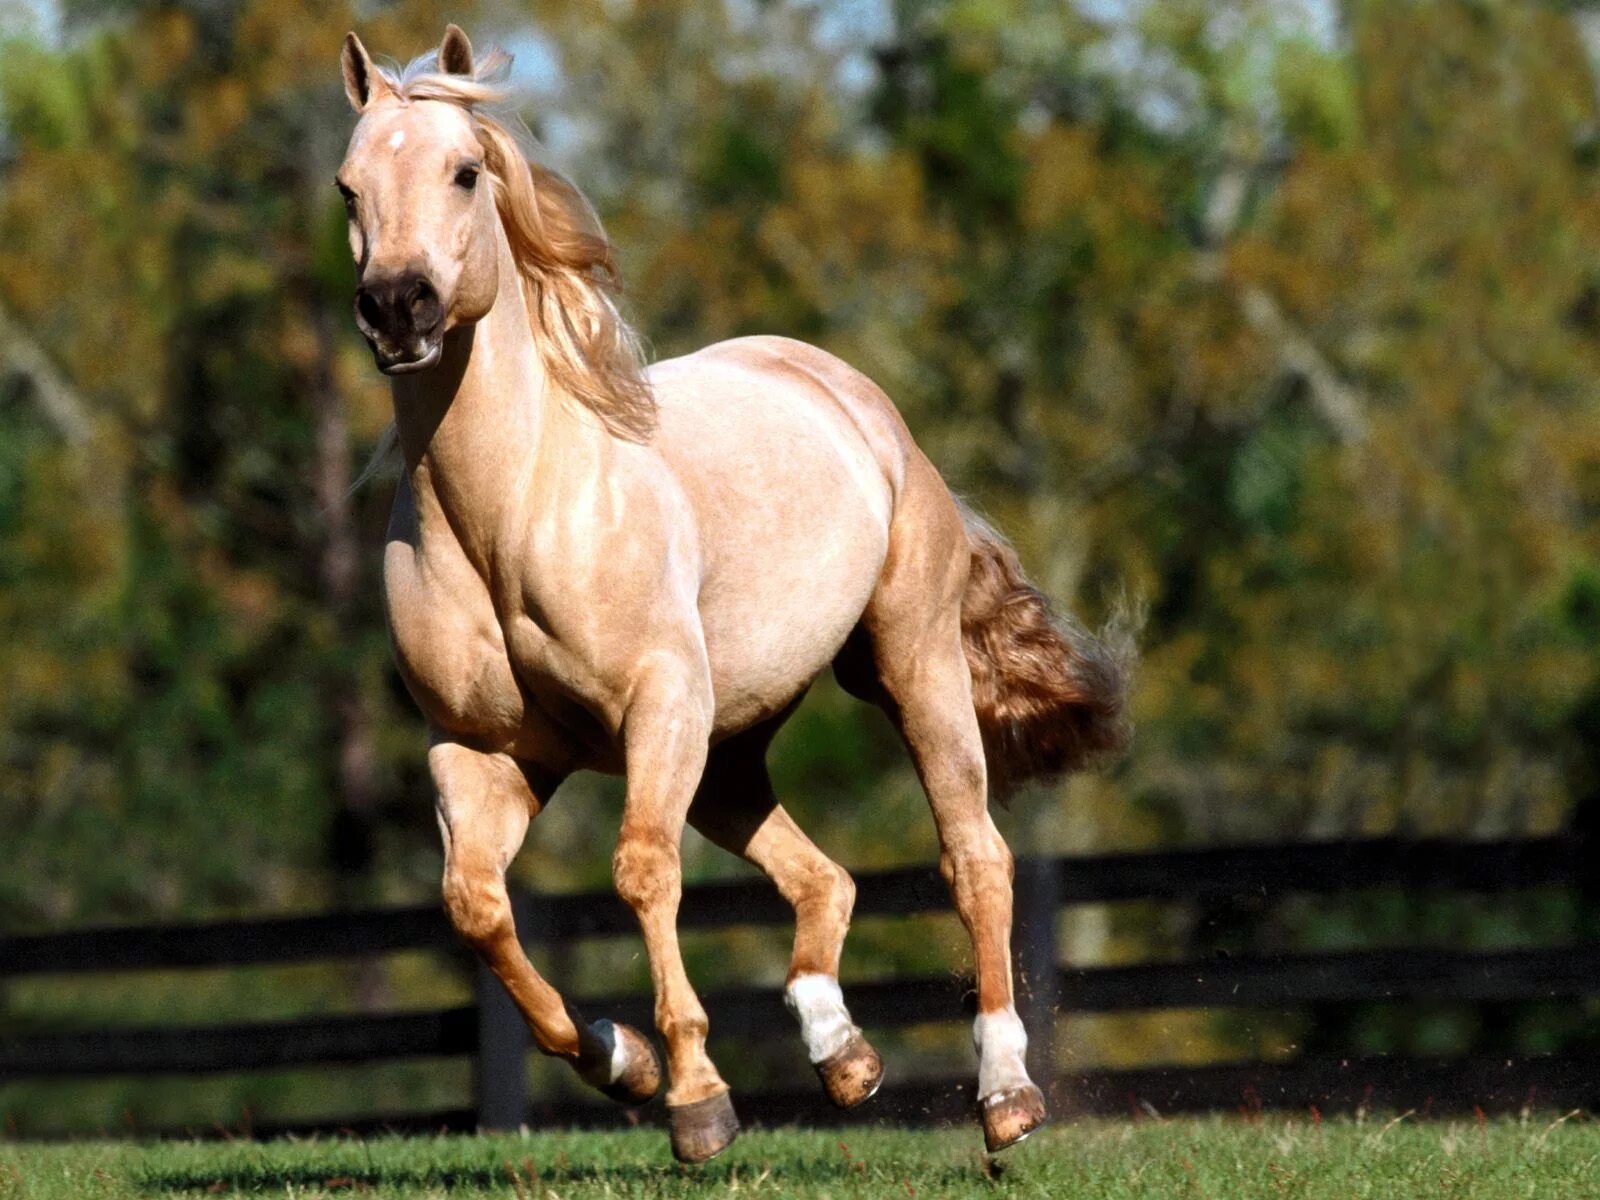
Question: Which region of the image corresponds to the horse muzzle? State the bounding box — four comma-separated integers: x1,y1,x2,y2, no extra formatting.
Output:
354,269,445,374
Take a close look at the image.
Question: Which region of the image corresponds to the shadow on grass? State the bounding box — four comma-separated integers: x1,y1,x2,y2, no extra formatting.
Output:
135,1158,998,1194
139,1164,675,1192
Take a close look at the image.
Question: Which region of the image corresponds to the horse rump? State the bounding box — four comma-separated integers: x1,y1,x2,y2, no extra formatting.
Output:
958,505,1134,801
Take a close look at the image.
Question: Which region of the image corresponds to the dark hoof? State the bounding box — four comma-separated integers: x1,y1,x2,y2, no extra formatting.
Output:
815,1031,884,1109
668,1090,740,1164
583,1021,662,1106
980,1083,1047,1153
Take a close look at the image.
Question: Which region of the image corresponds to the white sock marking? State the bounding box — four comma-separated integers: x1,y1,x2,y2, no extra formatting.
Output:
974,1006,1034,1100
583,1018,630,1085
784,973,856,1063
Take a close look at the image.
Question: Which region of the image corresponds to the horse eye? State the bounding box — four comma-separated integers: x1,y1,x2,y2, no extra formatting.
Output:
454,165,480,191
335,181,357,215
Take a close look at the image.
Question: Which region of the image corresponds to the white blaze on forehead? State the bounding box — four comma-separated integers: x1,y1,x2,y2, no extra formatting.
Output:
388,129,406,151
973,1005,1034,1100
784,973,856,1063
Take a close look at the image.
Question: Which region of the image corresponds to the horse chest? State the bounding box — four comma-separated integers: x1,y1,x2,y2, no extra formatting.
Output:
383,540,523,735
382,533,616,768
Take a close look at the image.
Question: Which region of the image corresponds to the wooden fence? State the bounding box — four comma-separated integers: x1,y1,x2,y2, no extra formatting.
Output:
1,834,1596,1135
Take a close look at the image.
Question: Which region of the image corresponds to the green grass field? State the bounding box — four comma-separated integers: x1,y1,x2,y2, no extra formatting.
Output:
4,1119,1600,1199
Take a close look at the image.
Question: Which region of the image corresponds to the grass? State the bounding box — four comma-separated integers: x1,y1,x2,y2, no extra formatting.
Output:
4,1117,1600,1199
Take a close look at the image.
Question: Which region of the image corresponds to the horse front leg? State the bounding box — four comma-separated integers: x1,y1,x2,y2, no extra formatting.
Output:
609,667,735,1163
430,737,661,1112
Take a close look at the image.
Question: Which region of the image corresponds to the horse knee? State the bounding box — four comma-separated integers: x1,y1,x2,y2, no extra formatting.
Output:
442,863,512,948
613,828,680,912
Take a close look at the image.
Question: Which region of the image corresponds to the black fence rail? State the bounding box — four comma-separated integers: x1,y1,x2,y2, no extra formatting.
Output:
1,835,1594,1134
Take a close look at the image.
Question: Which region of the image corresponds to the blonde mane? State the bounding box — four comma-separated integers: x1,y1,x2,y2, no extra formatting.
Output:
377,48,655,442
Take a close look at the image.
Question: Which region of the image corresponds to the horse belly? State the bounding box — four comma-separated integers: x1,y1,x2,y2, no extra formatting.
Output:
703,549,884,735
693,460,890,736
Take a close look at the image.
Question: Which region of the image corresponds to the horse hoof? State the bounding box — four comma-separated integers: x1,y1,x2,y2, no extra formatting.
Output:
815,1031,884,1109
980,1083,1047,1153
584,1021,662,1106
668,1090,740,1164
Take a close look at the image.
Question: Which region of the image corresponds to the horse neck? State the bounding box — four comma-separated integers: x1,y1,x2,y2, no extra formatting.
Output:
390,222,550,569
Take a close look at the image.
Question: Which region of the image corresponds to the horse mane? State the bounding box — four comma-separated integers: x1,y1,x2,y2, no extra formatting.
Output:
377,48,655,442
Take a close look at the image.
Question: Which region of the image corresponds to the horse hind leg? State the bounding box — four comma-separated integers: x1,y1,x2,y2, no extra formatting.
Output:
689,724,883,1109
892,637,1044,1150
853,480,1047,1152
430,738,662,1109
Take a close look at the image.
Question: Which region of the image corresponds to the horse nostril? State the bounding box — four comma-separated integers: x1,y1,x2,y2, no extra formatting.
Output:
355,288,385,332
407,278,441,326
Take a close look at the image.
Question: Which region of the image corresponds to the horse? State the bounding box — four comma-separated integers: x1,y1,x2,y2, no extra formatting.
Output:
335,25,1131,1163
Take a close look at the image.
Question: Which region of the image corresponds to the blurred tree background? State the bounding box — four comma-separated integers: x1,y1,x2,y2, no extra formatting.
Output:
5,0,1600,1131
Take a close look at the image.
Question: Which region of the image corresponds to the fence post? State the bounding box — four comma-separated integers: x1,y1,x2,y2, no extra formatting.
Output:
1012,856,1062,1102
473,895,531,1131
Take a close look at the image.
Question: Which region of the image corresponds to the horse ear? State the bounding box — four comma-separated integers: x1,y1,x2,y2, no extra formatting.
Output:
439,24,474,76
341,32,391,111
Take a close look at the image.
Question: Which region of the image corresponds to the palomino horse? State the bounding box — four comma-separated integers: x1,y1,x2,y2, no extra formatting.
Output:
336,26,1130,1163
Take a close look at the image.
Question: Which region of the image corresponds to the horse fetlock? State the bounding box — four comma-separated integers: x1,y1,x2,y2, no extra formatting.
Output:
784,973,856,1063
783,970,882,1109
973,1005,1033,1100
578,1018,662,1106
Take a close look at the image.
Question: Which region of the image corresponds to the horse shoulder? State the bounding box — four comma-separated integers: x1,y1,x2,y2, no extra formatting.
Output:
383,474,526,742
509,440,710,719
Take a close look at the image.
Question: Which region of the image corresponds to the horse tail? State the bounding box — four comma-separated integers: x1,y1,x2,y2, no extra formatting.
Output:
958,504,1134,802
